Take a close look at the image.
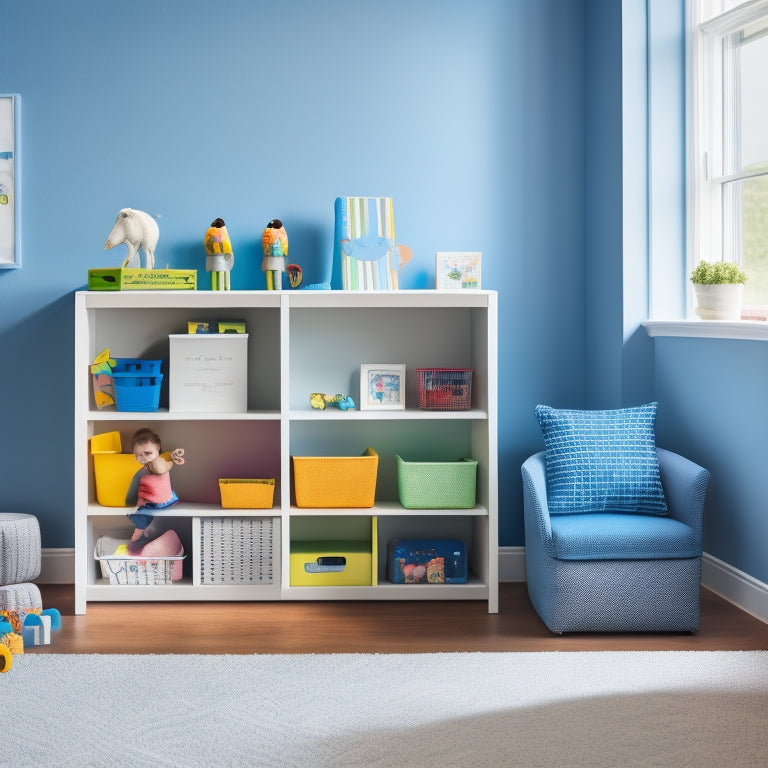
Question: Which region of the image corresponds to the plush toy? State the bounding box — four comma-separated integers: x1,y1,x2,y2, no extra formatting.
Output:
126,427,185,554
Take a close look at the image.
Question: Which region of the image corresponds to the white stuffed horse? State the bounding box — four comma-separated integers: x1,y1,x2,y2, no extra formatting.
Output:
104,208,159,269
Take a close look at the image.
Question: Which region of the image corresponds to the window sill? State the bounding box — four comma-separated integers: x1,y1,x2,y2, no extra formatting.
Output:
643,319,768,341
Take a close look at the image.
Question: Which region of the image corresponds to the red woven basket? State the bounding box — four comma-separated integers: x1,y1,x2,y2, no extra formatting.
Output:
416,368,473,411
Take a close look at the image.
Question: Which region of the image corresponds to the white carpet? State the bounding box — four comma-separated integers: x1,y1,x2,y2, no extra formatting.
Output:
3,651,767,767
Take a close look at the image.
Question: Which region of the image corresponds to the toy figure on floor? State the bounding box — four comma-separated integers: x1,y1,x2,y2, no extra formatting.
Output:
126,427,185,554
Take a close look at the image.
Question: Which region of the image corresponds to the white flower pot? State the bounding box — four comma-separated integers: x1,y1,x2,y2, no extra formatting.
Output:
693,283,744,321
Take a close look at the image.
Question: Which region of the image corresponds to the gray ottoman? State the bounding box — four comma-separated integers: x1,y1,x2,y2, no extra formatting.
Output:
0,582,43,614
0,513,42,586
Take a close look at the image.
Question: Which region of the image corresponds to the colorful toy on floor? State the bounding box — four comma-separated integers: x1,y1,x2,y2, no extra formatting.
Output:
0,608,61,672
309,393,355,410
204,217,234,290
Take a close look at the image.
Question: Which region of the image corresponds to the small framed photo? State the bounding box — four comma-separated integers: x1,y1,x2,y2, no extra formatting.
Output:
436,251,481,290
360,364,406,411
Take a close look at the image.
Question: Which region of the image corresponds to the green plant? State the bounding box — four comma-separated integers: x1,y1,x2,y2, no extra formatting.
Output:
690,260,749,285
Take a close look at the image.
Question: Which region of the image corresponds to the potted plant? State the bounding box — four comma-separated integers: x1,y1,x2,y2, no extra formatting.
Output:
690,260,748,320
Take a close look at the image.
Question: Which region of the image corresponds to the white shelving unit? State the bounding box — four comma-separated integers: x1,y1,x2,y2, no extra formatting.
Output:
74,290,498,614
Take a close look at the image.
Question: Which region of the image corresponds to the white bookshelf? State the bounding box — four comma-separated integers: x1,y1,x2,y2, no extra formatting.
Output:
74,290,498,613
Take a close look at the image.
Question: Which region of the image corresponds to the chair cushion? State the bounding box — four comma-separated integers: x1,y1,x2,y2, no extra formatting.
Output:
549,513,699,560
535,403,668,516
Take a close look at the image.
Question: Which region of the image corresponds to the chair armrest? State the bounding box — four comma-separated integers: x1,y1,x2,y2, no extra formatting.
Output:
656,447,710,550
521,451,554,555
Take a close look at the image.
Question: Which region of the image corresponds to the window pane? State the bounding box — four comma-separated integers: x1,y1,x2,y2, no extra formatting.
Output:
738,26,768,171
739,175,768,303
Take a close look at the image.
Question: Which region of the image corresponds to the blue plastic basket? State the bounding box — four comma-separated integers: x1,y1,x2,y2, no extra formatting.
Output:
112,359,163,411
112,358,162,375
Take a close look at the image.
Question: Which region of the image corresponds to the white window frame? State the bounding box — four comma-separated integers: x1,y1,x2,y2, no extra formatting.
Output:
688,0,768,312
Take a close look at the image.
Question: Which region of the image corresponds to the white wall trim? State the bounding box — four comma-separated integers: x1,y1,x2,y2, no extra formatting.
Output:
498,546,527,582
702,552,768,625
37,547,768,626
36,548,74,584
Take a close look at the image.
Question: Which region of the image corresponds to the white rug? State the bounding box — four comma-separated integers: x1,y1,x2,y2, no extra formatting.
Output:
3,651,767,767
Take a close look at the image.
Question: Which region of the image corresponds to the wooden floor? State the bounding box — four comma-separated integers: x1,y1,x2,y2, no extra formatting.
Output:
29,583,768,654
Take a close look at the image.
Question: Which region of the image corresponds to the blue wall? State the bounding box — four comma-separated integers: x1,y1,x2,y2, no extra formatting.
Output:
0,0,587,549
654,338,768,584
5,0,762,591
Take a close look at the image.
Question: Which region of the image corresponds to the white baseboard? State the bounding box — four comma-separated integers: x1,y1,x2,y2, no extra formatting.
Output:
701,552,768,625
498,546,527,582
36,548,74,584
37,547,768,625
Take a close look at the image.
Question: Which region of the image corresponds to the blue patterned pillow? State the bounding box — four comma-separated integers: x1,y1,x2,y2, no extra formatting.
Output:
535,403,668,516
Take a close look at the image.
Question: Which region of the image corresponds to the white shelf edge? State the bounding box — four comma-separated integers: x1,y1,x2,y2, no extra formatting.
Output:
288,408,487,421
288,502,488,516
643,319,768,341
87,409,281,421
86,503,281,517
87,503,487,517
80,290,282,309
86,582,282,601
281,580,488,601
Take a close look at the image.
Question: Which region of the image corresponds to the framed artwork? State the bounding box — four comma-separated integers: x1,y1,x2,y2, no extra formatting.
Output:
0,94,20,269
360,364,406,410
436,251,481,290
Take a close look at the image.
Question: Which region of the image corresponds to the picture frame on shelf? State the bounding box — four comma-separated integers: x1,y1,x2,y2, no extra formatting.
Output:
436,251,481,290
0,94,20,269
359,364,406,411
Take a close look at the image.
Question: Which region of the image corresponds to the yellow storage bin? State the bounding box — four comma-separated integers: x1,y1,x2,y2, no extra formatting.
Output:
90,431,143,507
292,448,378,508
218,478,276,509
290,540,373,586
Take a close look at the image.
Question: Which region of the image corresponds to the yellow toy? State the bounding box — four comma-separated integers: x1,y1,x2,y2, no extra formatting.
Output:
204,217,234,290
261,219,289,290
0,616,20,673
90,348,117,409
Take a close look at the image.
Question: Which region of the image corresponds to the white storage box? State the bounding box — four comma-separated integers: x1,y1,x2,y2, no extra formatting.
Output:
200,517,275,584
94,536,185,585
169,333,248,412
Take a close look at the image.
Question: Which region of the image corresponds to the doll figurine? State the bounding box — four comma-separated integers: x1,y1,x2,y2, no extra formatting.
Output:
126,427,185,554
204,217,234,290
261,219,288,290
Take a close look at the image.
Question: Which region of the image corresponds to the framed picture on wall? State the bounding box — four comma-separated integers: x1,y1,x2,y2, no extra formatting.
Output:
360,364,406,411
436,251,481,290
0,94,20,269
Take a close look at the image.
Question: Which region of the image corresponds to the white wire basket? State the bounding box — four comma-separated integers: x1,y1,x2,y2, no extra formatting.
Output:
200,518,274,585
94,536,185,585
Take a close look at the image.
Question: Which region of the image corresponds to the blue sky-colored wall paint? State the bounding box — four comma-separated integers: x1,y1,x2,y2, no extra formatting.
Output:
654,338,768,584
9,0,763,590
0,0,587,549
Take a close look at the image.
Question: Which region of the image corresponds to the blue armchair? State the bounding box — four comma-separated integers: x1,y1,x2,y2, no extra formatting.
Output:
522,447,710,633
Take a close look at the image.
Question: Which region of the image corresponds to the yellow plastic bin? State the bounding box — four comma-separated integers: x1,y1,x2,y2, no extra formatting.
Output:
90,431,143,507
292,448,378,508
218,478,276,509
290,540,373,586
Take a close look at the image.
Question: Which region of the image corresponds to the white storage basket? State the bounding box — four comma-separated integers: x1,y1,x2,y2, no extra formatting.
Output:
200,518,274,584
94,537,185,585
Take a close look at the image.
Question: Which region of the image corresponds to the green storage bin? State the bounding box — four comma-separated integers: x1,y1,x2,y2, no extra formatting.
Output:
396,455,478,509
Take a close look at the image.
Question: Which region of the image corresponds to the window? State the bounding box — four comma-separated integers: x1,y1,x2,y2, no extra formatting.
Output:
690,0,768,313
